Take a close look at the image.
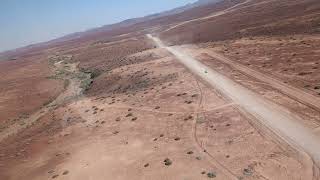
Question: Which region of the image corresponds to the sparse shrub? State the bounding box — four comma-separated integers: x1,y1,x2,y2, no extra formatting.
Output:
243,168,253,176
164,158,172,166
90,69,102,79
63,80,70,89
191,94,198,98
298,72,312,76
80,79,93,91
184,115,193,121
207,172,216,178
187,151,194,155
52,174,59,179
131,117,137,121
126,113,133,117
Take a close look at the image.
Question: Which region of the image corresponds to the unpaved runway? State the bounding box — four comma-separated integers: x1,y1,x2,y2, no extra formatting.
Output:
193,49,320,111
147,34,320,166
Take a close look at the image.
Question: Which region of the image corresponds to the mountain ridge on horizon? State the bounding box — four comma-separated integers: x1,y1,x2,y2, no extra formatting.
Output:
0,0,222,59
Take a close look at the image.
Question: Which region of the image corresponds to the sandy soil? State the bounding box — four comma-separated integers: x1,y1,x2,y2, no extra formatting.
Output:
148,34,320,167
0,56,90,142
0,54,64,128
160,0,320,45
1,1,320,179
0,36,317,180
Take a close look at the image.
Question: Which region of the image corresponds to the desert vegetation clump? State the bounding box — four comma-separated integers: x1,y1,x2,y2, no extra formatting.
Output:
131,117,138,121
164,158,172,166
187,151,194,155
126,113,133,117
207,172,216,178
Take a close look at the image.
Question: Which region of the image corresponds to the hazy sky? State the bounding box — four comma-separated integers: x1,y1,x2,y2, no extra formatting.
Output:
0,0,196,52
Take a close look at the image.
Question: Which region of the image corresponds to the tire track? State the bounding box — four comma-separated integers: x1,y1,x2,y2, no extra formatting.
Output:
147,34,320,168
197,50,320,112
190,77,238,179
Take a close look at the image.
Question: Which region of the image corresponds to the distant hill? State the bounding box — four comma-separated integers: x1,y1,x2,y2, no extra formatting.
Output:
0,0,223,59
51,0,223,42
3,0,318,59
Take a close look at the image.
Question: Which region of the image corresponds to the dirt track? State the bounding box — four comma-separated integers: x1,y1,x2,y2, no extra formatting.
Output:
190,49,320,111
147,34,320,166
163,0,252,33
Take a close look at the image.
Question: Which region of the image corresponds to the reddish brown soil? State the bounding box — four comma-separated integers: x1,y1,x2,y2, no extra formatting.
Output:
67,36,154,72
0,0,320,179
198,35,320,97
160,0,320,45
1,49,314,179
0,54,64,124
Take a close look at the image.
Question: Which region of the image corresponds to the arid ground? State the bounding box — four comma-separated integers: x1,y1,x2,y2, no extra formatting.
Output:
0,0,320,179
